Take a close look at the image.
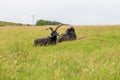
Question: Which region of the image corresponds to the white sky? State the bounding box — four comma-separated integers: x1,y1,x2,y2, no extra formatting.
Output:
0,0,120,25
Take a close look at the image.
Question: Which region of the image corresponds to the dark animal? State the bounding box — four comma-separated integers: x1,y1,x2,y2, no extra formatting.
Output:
34,24,63,46
57,26,77,42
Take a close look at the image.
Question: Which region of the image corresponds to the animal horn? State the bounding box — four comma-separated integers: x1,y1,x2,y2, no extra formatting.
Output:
55,24,63,31
46,26,54,32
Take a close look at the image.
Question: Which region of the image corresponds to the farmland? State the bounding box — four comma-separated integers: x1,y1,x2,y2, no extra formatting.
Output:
0,26,120,80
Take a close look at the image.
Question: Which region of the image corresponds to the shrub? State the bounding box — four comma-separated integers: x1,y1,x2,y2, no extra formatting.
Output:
36,19,63,26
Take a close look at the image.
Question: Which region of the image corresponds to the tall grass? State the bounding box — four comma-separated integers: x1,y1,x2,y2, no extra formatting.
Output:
0,26,120,80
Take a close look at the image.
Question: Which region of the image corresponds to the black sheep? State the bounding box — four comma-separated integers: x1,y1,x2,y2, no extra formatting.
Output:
57,26,77,42
34,24,63,46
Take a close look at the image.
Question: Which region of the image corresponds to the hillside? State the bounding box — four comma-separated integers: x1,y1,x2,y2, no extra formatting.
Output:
0,21,23,26
0,26,120,80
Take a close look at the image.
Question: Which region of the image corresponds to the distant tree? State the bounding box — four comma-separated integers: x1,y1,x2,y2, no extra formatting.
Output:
36,19,63,26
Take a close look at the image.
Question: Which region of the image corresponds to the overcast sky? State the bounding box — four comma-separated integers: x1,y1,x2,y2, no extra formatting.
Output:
0,0,120,25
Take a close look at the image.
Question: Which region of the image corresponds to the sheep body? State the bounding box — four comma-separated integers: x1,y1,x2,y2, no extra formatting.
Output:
34,36,51,46
57,27,77,42
34,24,63,46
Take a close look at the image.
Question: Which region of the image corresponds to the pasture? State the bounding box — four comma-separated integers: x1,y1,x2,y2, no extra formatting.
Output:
0,26,120,80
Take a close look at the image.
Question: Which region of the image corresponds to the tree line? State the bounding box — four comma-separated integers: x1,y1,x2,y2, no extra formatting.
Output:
36,19,63,26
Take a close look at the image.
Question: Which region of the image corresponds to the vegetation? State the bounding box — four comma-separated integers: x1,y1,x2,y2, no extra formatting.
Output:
0,21,21,26
36,19,63,26
0,25,120,80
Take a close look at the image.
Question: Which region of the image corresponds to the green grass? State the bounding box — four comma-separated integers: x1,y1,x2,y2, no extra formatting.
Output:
0,26,120,80
0,21,24,26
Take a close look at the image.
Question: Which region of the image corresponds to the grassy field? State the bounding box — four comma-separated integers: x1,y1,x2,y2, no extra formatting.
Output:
0,26,120,80
0,21,21,26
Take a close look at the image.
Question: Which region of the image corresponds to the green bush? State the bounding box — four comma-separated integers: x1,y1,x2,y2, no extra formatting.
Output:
36,19,63,26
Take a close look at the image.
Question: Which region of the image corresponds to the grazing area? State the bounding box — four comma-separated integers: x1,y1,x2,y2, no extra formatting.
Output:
0,25,120,80
0,21,22,26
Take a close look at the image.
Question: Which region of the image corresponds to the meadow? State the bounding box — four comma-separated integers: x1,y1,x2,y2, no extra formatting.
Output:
0,25,120,80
